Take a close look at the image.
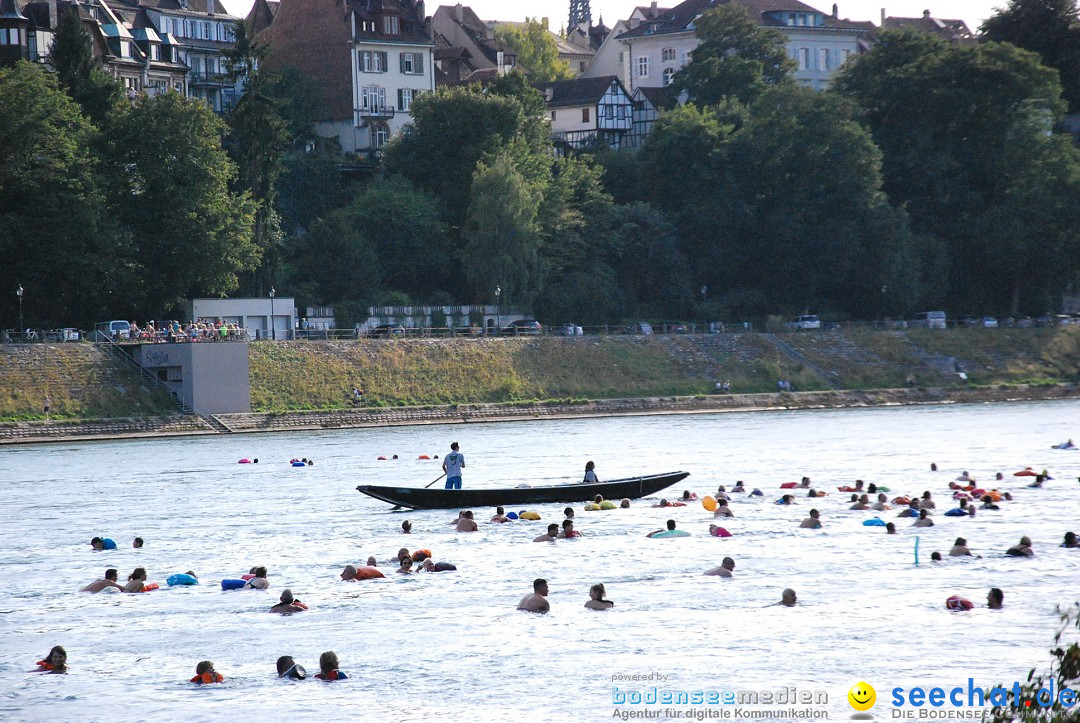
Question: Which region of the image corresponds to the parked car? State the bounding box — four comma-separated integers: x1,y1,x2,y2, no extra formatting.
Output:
792,315,821,330
910,311,947,329
94,320,131,340
981,317,999,328
625,322,653,335
552,323,582,336
664,323,690,334
369,324,405,337
502,319,542,335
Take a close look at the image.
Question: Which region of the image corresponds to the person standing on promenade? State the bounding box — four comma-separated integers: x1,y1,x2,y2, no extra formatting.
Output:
443,442,465,490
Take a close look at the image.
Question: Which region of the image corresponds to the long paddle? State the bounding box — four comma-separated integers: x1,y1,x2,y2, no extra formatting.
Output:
425,472,447,489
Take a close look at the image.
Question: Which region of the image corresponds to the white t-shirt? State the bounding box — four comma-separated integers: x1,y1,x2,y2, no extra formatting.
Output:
444,451,464,478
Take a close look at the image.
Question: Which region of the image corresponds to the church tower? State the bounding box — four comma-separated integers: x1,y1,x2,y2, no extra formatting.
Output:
568,0,591,31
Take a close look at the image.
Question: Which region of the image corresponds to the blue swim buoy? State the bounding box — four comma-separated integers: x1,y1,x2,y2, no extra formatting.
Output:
167,574,199,586
292,461,305,467
221,579,247,590
863,518,886,527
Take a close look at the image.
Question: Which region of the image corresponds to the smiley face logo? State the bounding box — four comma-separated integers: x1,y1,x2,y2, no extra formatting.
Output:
848,681,876,711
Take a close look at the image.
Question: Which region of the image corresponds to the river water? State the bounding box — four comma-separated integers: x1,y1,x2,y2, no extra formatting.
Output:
1,400,1078,722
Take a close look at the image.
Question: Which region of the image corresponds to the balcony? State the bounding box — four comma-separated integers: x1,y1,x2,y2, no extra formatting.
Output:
188,71,229,87
358,104,395,119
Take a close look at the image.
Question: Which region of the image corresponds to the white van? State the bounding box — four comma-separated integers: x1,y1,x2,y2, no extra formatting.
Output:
95,320,131,340
911,311,947,329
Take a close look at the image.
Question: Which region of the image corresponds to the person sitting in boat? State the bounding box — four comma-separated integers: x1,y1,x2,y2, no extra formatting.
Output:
517,578,550,613
647,520,679,538
491,507,510,523
1006,536,1034,557
533,524,560,542
396,556,415,574
245,567,269,589
914,509,934,528
713,498,734,518
704,557,736,578
582,461,599,484
82,568,124,593
270,589,307,614
584,583,614,610
455,510,478,532
800,509,822,529
558,520,581,538
422,559,458,572
850,494,870,511
871,493,891,511
401,520,412,534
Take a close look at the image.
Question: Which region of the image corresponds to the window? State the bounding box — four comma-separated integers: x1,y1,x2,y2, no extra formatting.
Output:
204,22,210,39
398,87,414,111
681,50,692,66
383,15,399,34
360,51,387,72
636,56,649,77
580,61,586,72
372,122,390,148
797,48,810,71
818,48,829,70
400,51,423,74
787,12,796,25
840,48,851,64
0,28,20,44
550,110,556,120
663,67,674,86
618,51,623,63
361,85,386,111
150,44,160,61
582,107,590,123
661,47,675,62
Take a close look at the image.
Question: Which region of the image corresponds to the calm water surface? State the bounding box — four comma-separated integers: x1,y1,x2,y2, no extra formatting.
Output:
1,400,1078,722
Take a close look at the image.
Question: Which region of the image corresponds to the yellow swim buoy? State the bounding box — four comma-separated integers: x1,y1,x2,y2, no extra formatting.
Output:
702,495,718,512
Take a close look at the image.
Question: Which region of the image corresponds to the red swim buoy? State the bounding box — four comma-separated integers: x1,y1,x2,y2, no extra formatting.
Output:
946,595,974,611
418,455,430,460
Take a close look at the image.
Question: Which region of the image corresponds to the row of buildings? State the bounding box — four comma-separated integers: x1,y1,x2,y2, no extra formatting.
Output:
0,0,974,153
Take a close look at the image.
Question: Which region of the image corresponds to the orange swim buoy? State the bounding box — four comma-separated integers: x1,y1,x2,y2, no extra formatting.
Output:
780,482,798,489
418,455,430,460
141,583,159,592
946,595,974,611
354,566,384,580
191,672,225,684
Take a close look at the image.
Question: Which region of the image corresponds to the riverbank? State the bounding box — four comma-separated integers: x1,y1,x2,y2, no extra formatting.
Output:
2,382,1076,444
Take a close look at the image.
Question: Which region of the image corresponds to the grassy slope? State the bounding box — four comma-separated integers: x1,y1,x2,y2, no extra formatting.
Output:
0,344,178,421
3,328,1077,420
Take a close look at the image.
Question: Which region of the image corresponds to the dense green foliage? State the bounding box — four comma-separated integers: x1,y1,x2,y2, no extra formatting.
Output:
494,18,573,83
4,1,1080,332
981,0,1080,112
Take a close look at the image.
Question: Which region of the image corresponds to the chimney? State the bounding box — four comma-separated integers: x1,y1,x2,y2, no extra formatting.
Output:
650,1,657,13
832,3,838,18
48,0,57,28
544,86,553,101
207,0,214,16
880,8,886,28
455,3,462,22
923,9,931,17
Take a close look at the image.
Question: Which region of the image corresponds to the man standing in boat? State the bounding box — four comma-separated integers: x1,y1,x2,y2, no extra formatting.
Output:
443,442,465,490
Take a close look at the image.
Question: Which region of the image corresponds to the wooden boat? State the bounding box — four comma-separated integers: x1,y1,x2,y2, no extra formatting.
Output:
355,471,690,510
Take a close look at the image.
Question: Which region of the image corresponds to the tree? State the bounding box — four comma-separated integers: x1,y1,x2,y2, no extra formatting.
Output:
102,92,257,316
495,18,573,82
981,0,1080,112
672,4,795,106
289,209,380,305
0,62,123,327
47,5,124,123
833,30,1079,314
462,154,543,306
609,202,692,318
384,86,551,226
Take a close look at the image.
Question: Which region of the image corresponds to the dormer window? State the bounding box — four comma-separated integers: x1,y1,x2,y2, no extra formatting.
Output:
150,44,160,60
383,15,399,34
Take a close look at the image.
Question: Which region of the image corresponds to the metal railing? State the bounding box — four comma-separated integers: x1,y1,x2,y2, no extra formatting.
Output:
90,331,193,414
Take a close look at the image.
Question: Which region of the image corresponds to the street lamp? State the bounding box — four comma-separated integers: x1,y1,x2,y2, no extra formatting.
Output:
494,285,501,336
269,286,276,341
16,284,23,334
701,285,707,333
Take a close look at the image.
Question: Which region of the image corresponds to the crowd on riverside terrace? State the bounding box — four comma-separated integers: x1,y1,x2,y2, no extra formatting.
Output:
123,320,247,343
